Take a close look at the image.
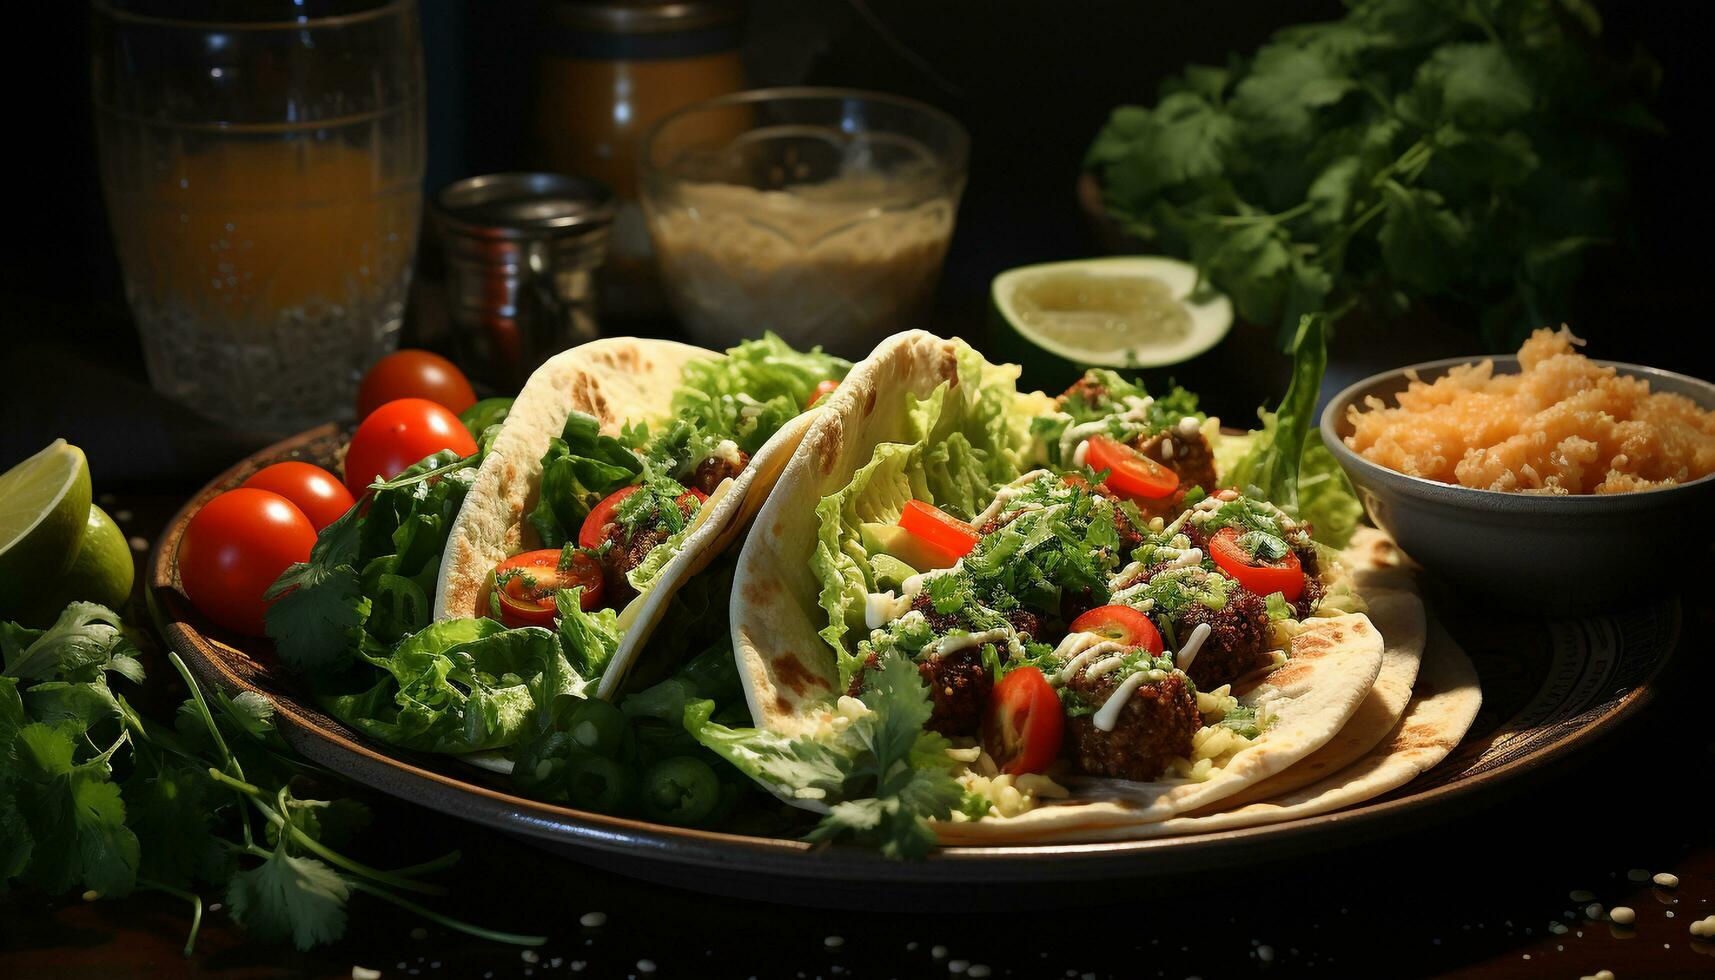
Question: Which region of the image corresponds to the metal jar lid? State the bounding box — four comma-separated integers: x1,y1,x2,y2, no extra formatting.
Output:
547,0,742,34
431,172,617,242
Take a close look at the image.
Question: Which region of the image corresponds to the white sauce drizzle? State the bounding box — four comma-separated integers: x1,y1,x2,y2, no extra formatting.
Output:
864,590,915,630
1093,672,1151,732
712,439,742,463
1071,440,1090,469
1177,416,1201,437
1175,622,1213,671
1159,439,1175,460
969,469,1053,527
1084,655,1128,678
1056,398,1153,462
1051,634,1131,685
920,628,1015,661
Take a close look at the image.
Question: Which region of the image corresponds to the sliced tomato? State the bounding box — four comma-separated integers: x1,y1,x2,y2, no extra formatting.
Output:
576,484,707,550
806,379,840,410
1068,604,1164,654
981,667,1065,775
1082,435,1178,501
897,499,980,564
1208,525,1304,602
493,549,605,627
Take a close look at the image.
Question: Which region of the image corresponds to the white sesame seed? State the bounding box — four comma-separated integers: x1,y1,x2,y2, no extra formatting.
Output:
1611,907,1636,925
1655,872,1681,888
1586,903,1605,920
948,960,969,974
1549,922,1568,935
636,961,656,974
520,950,539,964
352,969,382,980
1690,914,1715,939
826,936,845,948
907,943,919,951
932,946,948,960
1667,911,1676,918
580,912,607,928
968,967,992,978
571,964,585,973
1258,946,1275,963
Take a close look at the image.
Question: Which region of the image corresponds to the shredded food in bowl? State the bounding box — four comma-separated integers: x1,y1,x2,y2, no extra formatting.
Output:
1344,327,1715,494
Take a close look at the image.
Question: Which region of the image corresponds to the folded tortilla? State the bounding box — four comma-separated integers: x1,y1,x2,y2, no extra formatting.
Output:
732,330,1459,843
434,337,817,700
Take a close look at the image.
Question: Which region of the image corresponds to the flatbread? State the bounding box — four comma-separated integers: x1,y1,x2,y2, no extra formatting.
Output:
433,337,814,700
954,613,1480,843
730,330,1402,840
932,613,1385,842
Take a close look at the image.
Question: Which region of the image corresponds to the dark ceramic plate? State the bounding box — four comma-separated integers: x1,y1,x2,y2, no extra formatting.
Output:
147,425,1680,907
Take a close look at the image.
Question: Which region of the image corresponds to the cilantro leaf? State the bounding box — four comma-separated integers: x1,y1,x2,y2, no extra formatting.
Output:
226,843,349,951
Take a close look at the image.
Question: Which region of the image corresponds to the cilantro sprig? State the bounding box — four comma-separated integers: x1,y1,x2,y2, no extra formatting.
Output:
3,603,541,954
1086,0,1659,347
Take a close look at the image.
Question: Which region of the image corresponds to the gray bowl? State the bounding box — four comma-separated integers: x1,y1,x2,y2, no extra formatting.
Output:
1320,356,1715,615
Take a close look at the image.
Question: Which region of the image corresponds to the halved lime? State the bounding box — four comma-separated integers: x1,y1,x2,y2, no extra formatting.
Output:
15,504,135,626
0,439,93,617
992,256,1233,387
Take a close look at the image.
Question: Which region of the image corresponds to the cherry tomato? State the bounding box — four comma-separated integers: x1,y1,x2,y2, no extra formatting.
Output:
177,488,316,637
356,349,478,420
1082,435,1179,501
492,549,605,627
1208,525,1304,602
343,398,479,498
806,379,840,410
1068,604,1164,654
576,484,708,550
241,461,355,531
981,667,1065,775
897,500,980,564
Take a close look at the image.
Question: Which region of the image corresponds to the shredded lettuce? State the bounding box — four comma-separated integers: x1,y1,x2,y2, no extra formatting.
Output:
810,344,1031,674
670,332,851,456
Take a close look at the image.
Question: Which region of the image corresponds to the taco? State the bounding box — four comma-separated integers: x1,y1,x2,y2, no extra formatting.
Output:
693,325,1471,853
435,333,848,700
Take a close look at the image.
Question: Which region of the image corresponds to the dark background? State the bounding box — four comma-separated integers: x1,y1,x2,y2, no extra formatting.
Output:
3,5,1715,977
4,2,1709,479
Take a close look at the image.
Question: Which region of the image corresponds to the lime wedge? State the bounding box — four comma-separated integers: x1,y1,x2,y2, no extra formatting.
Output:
992,256,1233,386
0,439,93,617
15,504,135,626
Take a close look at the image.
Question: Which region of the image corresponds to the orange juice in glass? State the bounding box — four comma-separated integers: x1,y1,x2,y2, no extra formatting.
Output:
93,0,425,431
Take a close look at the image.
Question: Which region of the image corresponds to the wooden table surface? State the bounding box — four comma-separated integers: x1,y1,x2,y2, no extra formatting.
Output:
3,486,1713,980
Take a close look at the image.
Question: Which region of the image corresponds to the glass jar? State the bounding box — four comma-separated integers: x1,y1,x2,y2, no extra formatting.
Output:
532,0,746,317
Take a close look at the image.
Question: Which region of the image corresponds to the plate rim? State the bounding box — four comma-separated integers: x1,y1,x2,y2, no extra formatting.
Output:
145,423,1674,882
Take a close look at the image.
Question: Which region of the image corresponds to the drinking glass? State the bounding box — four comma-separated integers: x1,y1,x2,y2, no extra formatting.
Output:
92,0,425,431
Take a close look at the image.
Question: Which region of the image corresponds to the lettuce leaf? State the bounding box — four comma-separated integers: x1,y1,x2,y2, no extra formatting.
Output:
1219,313,1361,548
670,332,851,456
325,619,582,754
555,587,621,679
811,344,1031,674
525,412,644,549
682,655,962,859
